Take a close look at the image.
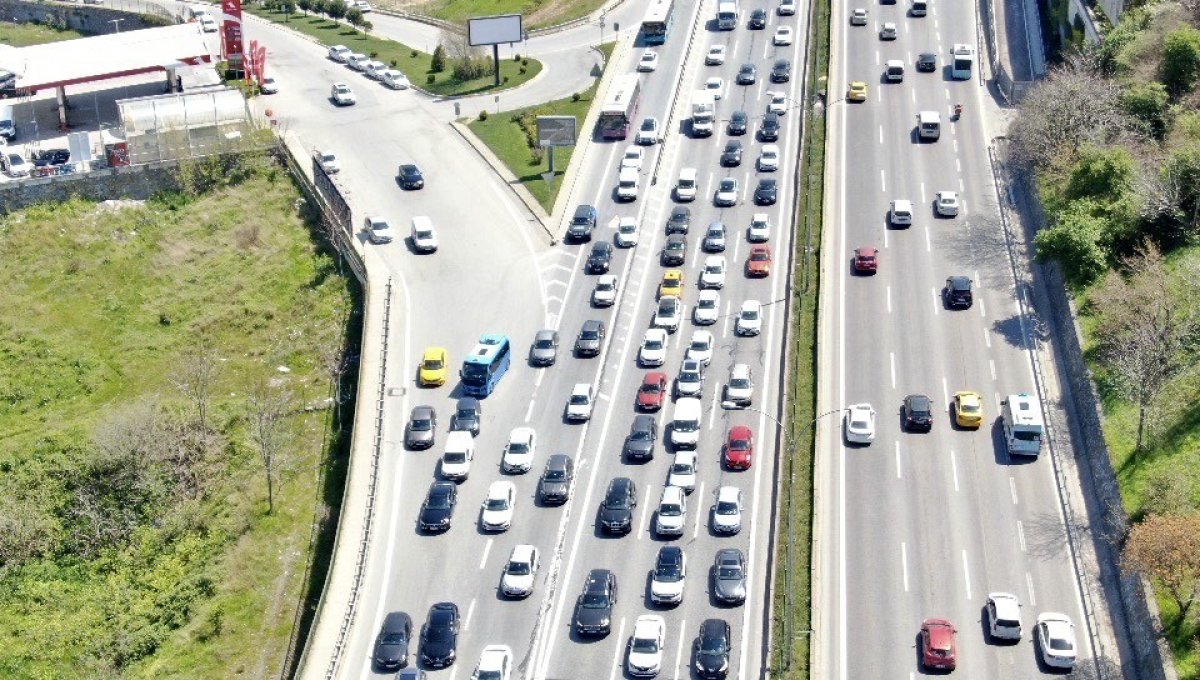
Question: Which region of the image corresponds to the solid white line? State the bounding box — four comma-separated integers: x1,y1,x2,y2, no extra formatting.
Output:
895,440,902,479
450,667,459,680
901,542,909,592
1026,572,1038,606
1010,477,1019,504
637,483,653,540
1017,520,1027,552
464,598,476,631
883,228,889,249
942,377,950,410
889,352,896,388
931,287,939,315
878,125,883,144
693,482,705,539
962,550,972,600
607,618,628,680
672,619,687,680
525,399,537,422
990,359,997,381
479,538,493,570
886,286,892,314
950,450,960,492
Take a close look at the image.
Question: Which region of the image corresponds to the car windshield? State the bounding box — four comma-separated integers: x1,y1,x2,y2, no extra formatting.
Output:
596,281,614,291
456,407,476,420
851,417,870,429
646,339,663,350
655,564,682,581
692,340,710,351
752,252,768,261
411,417,432,430
631,429,652,441
506,561,531,576
381,632,406,644
960,401,979,413
535,338,555,349
717,501,739,514
570,395,589,405
1014,430,1041,442
1049,635,1073,651
730,438,749,450
641,381,662,392
671,462,694,475
718,565,742,578
477,672,502,680
641,119,655,131
486,496,509,510
706,263,722,273
731,378,749,388
581,330,598,340
660,502,681,516
700,298,716,309
444,452,465,463
544,467,566,480
606,493,632,509
667,241,684,250
658,301,675,315
720,180,736,190
701,635,726,653
508,441,529,454
620,223,636,233
423,357,443,369
632,636,659,654
427,492,451,509
415,229,433,239
743,309,759,319
462,363,487,382
582,592,609,607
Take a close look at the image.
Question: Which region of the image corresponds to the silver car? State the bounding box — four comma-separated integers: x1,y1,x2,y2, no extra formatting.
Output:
405,405,437,449
530,329,559,366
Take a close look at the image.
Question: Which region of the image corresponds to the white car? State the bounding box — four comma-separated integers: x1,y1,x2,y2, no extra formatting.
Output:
364,60,388,79
694,290,721,325
328,44,352,62
199,15,219,32
640,328,669,366
259,76,279,94
566,383,595,421
315,149,340,173
749,213,772,242
363,215,396,244
3,151,29,178
779,0,797,14
935,191,960,216
481,480,516,531
736,300,763,336
711,485,743,534
501,426,537,473
636,117,661,145
655,484,688,535
616,168,640,201
382,70,411,90
706,44,727,65
621,146,644,171
330,82,356,105
410,216,438,252
474,644,513,680
844,403,877,444
767,91,788,115
850,7,868,24
627,615,666,677
890,199,914,225
653,295,683,333
758,145,780,171
879,21,897,40
616,216,640,247
638,50,659,72
676,168,698,201
649,547,687,604
700,255,727,289
724,363,754,405
986,592,1023,641
704,76,726,100
686,330,714,365
715,177,739,206
346,53,369,70
593,274,618,306
668,451,698,493
1036,613,1077,669
774,25,794,45
675,359,705,398
500,544,540,598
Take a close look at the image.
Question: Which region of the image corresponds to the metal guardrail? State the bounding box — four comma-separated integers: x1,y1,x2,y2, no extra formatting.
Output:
649,0,708,188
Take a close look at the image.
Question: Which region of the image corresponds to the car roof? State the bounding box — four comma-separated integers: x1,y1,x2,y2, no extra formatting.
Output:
717,485,740,501
657,544,683,561
609,477,634,493
509,543,536,562
925,619,955,648
487,480,515,496
574,204,595,216
717,547,743,563
700,618,729,638
948,275,971,288
732,363,751,377
456,396,480,409
729,424,752,438
583,319,603,330
674,450,696,463
989,592,1021,617
633,413,656,429
509,426,534,441
383,611,412,629
644,371,667,382
670,205,691,217
412,404,435,417
667,234,686,244
906,393,931,408
681,358,702,370
741,299,761,310
646,328,668,340
759,177,777,186
634,615,665,634
535,329,557,339
572,382,591,395
547,453,572,468
856,247,878,256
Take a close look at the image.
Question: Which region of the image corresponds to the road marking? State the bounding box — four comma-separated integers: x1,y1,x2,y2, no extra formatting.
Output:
479,538,493,569
886,285,892,314
880,169,886,193
895,440,902,479
708,389,720,430
1010,477,1019,504
1026,572,1038,606
672,619,688,679
465,598,476,631
450,668,458,680
931,287,939,315
607,617,628,680
950,449,960,492
879,124,883,144
958,177,965,193
889,352,896,388
920,181,926,203
723,300,733,337
1017,520,1027,552
883,228,889,249
911,88,916,104
731,234,741,263
942,376,949,409
962,549,973,600
525,399,537,422
924,226,931,252
693,482,705,538
980,297,987,318
901,541,909,591
983,327,991,348
637,483,654,540
955,157,962,174
597,391,611,402
952,138,958,153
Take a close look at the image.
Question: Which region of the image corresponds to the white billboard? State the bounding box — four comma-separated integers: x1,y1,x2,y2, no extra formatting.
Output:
468,14,523,46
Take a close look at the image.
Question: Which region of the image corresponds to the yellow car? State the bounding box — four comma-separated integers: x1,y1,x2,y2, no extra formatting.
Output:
419,347,449,386
848,81,868,102
659,269,684,298
953,391,983,428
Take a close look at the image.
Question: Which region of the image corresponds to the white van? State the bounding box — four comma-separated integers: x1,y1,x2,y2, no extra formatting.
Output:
675,168,698,201
918,110,941,140
1001,393,1044,457
670,398,702,448
0,103,15,141
616,167,640,202
890,199,913,226
440,430,475,480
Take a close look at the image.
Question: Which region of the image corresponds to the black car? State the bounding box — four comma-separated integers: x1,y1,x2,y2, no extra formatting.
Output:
720,140,743,167
33,149,69,167
624,414,657,461
661,234,687,266
754,178,778,205
574,569,617,635
419,481,457,532
373,611,413,671
539,454,575,504
736,63,757,85
587,241,613,273
771,58,792,82
748,7,768,27
728,110,748,135
569,204,598,241
666,206,691,234
902,394,934,432
695,618,732,679
945,276,973,308
576,319,606,356
405,405,437,450
598,477,637,534
450,397,481,435
419,602,459,668
917,52,937,71
397,164,424,189
760,113,781,141
712,548,747,604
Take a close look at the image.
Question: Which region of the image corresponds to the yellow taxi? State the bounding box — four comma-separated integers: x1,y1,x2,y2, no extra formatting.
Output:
953,391,983,428
659,269,684,298
848,81,868,102
419,347,449,386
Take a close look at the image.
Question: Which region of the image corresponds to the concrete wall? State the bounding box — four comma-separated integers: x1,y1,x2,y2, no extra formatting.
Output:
0,0,174,36
0,160,180,213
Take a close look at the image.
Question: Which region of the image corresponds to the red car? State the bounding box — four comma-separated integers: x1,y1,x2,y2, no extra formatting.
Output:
920,618,957,670
853,246,878,274
746,245,772,277
637,372,669,410
723,425,754,469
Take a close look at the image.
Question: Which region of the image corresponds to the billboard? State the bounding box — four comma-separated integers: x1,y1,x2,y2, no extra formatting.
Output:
537,116,577,147
468,14,523,46
221,0,245,68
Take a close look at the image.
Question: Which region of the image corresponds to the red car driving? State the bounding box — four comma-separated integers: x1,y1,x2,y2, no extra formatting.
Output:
746,245,772,277
637,372,669,410
853,246,878,274
920,618,957,671
723,425,754,469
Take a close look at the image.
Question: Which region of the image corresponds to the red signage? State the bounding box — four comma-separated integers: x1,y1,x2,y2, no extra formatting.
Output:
221,0,245,68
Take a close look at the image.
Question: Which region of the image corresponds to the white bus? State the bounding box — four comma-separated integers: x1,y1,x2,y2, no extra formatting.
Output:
598,73,641,140
641,0,675,44
951,43,975,80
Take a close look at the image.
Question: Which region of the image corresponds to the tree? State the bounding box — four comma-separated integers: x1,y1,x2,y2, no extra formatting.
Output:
1034,201,1111,285
325,0,346,20
1119,81,1170,139
297,0,312,15
442,27,491,81
1160,144,1200,239
1122,513,1200,620
169,345,221,434
1160,26,1200,98
1064,146,1138,206
431,44,447,73
247,378,292,514
345,7,364,27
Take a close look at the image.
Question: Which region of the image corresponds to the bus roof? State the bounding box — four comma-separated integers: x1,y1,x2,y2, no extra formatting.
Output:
643,0,672,23
1004,393,1043,427
465,334,510,364
601,73,640,115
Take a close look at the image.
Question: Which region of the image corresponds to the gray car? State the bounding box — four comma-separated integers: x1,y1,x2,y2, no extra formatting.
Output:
405,405,437,449
575,320,605,357
450,397,481,435
623,414,657,461
539,454,575,504
713,548,747,604
530,329,559,366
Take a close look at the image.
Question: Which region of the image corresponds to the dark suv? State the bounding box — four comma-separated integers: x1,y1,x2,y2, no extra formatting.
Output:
661,234,687,266
624,414,658,461
695,618,732,679
902,394,934,432
944,276,973,308
575,319,606,357
539,454,575,504
569,204,598,241
748,7,767,27
771,58,792,83
721,140,743,166
598,477,637,534
397,163,424,189
574,569,618,635
917,52,937,72
587,241,613,273
760,113,781,141
666,206,691,234
728,110,748,135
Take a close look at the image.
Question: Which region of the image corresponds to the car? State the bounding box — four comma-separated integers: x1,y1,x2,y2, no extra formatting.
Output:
694,290,721,325
666,206,691,234
721,140,744,167
636,117,661,145
615,166,642,201
953,390,984,428
419,602,459,668
986,592,1023,641
654,295,683,332
724,364,754,405
920,619,957,670
199,15,219,32
766,91,788,114
662,233,688,265
587,241,614,273
374,611,413,670
418,481,457,532
749,213,772,241
592,275,619,306
935,190,960,216
32,149,70,167
704,221,727,252
473,645,513,680
712,485,743,534
715,178,739,207
398,163,424,189
599,477,637,534
844,403,876,443
890,199,914,226
676,168,698,201
779,0,797,13
650,545,687,604
771,58,792,82
879,21,897,39
706,44,727,65
411,217,438,252
364,215,396,245
575,319,606,357
566,383,595,421
346,53,370,70
659,269,684,298
736,299,763,336
847,81,869,101
884,59,905,81
852,246,878,274
638,371,669,409
668,453,698,494
850,7,868,24
713,548,747,603
728,110,749,135
639,329,669,367
480,481,516,531
747,245,773,277
749,7,768,27
330,82,356,105
705,76,726,100
773,25,794,44
755,178,779,204
758,144,781,171
1036,612,1077,668
539,454,575,504
315,149,340,174
575,569,618,635
655,484,688,536
451,397,481,435
625,414,658,460
675,359,705,398
760,113,781,141
419,346,448,385
364,60,388,79
501,426,537,473
621,147,645,172
701,255,728,289
944,276,973,308
695,618,732,679
615,216,640,248
382,69,411,89
328,44,352,61
627,616,666,677
500,544,540,598
724,425,754,469
737,63,758,84
405,405,437,449
530,329,560,366
638,49,659,71
687,330,715,365
902,393,934,431
917,51,938,71
569,204,597,241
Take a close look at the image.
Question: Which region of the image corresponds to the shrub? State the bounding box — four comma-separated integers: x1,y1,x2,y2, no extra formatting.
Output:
530,146,545,166
478,110,489,121
519,67,526,75
513,53,521,62
431,44,446,73
522,58,528,66
390,59,397,68
1160,26,1200,98
572,92,581,102
427,73,435,84
410,49,418,58
368,50,378,59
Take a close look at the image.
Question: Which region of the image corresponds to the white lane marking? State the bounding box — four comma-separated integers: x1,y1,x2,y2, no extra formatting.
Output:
920,181,926,203
990,359,997,381
883,228,889,249
672,619,688,680
607,617,628,680
959,177,966,193
525,399,537,422
952,138,958,153
901,542,910,592
931,287,939,315
895,440,902,479
924,226,931,252
637,483,654,540
879,125,883,144
980,297,987,318
597,391,611,402
465,598,477,631
723,300,733,337
1017,520,1027,552
1010,477,1019,504
889,352,896,388
693,482,705,538
731,235,741,263
450,668,459,680
942,377,950,409
886,285,892,314
955,157,961,174
708,389,720,430
880,169,886,193
534,366,547,388
983,327,992,348
962,550,973,600
479,538,493,569
1026,572,1038,606
910,88,916,104
950,449,960,492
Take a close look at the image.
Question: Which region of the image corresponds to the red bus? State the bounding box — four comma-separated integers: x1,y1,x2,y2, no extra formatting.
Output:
597,73,641,140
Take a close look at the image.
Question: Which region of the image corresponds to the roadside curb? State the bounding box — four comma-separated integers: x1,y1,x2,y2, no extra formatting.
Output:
448,120,553,239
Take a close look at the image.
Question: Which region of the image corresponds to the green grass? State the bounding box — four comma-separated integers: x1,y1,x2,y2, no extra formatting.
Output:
407,0,608,30
246,8,542,97
0,156,357,679
0,20,82,46
468,42,613,212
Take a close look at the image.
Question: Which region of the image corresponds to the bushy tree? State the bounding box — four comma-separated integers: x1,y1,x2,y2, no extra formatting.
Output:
1065,145,1138,204
1034,201,1111,285
1160,26,1200,98
431,44,446,73
325,0,347,20
1122,513,1200,619
1120,81,1170,139
297,0,312,15
345,6,364,26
